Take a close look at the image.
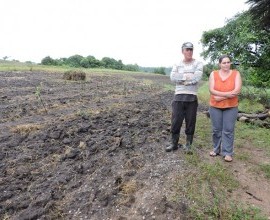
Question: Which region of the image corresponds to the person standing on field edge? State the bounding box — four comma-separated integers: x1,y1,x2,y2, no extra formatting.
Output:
166,42,203,153
209,55,242,162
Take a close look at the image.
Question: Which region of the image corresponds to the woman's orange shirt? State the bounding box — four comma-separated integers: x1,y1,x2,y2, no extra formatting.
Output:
209,70,238,108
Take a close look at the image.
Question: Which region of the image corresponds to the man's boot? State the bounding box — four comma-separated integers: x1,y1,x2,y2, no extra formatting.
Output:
183,135,193,154
165,134,180,152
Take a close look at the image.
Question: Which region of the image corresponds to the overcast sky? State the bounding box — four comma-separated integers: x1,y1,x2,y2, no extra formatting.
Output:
1,0,249,67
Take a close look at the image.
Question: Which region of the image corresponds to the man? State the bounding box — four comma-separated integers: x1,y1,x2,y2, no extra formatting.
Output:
166,42,203,153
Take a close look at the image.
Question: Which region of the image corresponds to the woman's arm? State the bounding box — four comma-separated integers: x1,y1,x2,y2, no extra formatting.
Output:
209,71,242,98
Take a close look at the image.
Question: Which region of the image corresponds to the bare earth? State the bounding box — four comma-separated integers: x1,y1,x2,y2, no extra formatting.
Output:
0,71,269,219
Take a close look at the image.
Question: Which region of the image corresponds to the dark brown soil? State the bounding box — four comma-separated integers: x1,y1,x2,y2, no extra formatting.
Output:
0,71,269,220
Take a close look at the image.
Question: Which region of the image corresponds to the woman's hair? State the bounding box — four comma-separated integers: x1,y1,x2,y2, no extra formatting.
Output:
218,55,231,63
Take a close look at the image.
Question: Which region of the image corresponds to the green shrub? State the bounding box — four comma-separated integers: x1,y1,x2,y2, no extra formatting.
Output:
238,98,265,113
240,86,270,109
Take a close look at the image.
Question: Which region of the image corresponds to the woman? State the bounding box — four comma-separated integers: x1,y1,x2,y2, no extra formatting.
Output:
209,55,242,162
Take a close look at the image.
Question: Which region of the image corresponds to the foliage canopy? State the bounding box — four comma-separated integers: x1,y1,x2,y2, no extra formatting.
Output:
201,11,270,87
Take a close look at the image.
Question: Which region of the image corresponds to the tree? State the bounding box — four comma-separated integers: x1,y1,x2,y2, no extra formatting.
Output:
41,56,57,65
101,57,124,70
203,63,217,79
201,12,261,65
56,57,68,66
86,55,101,68
246,0,270,30
80,57,90,68
201,12,270,87
124,64,139,72
153,67,166,75
66,55,84,67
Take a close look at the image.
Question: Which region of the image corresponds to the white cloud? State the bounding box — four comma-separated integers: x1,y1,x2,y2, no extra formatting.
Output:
1,0,249,66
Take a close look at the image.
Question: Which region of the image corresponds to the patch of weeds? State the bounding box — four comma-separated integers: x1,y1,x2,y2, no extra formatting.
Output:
234,137,246,149
194,113,212,149
117,180,138,207
162,83,174,91
173,152,268,219
259,163,270,179
240,86,270,109
76,108,101,118
235,122,270,150
119,180,137,195
235,151,250,161
10,123,42,134
142,79,153,86
79,79,87,98
225,203,268,220
35,83,48,113
238,98,265,113
184,151,200,166
122,75,136,81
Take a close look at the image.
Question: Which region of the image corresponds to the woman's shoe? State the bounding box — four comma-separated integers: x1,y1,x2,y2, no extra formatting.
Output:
209,151,218,157
224,155,233,162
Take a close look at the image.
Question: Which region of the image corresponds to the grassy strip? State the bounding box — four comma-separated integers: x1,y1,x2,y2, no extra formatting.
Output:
173,112,269,219
170,114,268,219
0,60,149,75
235,122,270,151
175,152,267,219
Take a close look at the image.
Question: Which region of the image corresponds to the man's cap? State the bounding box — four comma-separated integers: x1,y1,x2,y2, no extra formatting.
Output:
182,42,193,49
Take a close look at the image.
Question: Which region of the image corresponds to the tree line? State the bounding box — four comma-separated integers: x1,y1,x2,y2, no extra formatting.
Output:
41,55,139,72
41,55,167,75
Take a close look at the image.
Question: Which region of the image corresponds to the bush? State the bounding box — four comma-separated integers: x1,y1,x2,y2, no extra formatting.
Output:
153,67,166,75
41,56,57,65
240,85,270,108
238,98,265,113
63,70,86,81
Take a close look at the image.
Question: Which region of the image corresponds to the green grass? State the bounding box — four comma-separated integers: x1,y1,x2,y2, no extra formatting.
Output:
240,85,270,108
235,122,270,151
194,113,212,148
0,60,147,75
238,98,265,113
234,151,251,161
197,81,210,105
259,164,270,179
163,83,174,91
177,112,270,219
173,148,267,219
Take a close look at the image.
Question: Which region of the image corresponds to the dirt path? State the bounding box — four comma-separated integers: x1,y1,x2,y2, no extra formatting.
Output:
0,71,269,219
